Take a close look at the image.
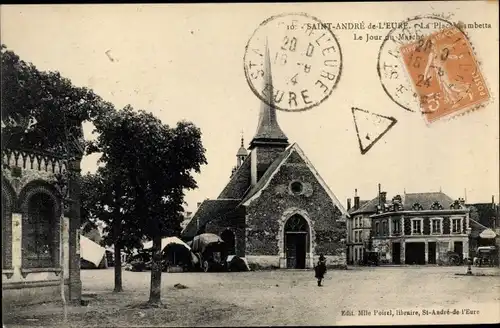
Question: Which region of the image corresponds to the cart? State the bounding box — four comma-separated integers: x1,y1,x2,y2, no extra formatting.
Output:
190,233,227,272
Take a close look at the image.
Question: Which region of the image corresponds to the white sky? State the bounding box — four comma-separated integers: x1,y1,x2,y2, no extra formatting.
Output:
2,3,498,213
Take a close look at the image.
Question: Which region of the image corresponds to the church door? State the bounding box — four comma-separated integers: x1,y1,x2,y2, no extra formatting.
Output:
284,215,309,269
221,229,236,255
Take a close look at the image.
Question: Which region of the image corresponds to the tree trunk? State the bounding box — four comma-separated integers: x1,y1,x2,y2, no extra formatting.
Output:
148,234,162,305
113,221,123,293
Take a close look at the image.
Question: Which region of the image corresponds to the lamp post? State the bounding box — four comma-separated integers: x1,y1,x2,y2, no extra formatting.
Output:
466,227,472,275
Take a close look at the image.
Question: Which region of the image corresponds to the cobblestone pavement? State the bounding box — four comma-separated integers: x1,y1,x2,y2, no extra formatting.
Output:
4,266,500,327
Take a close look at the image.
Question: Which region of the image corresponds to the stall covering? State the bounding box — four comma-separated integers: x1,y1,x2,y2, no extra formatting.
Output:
143,236,191,252
80,235,107,267
191,233,224,254
143,237,196,266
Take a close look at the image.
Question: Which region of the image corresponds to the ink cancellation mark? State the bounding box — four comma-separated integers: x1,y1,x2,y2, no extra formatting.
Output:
377,16,457,113
351,107,397,155
399,26,490,124
244,13,343,112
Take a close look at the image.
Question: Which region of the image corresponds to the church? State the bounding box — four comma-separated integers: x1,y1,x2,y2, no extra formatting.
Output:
182,46,348,269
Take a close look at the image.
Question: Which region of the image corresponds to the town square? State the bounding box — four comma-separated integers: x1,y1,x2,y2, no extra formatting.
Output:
2,2,499,327
4,266,500,327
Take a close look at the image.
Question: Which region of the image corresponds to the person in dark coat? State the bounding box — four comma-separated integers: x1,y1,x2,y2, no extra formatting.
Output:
314,254,327,287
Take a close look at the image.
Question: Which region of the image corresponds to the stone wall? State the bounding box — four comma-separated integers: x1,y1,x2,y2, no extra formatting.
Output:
245,149,346,267
2,151,81,305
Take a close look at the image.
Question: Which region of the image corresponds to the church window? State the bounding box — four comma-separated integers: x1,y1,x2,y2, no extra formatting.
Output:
285,215,308,232
23,193,60,268
290,181,303,195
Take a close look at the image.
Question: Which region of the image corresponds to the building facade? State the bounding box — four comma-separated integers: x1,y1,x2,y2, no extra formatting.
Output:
346,186,474,265
371,195,470,265
2,147,82,305
346,190,372,265
182,45,348,269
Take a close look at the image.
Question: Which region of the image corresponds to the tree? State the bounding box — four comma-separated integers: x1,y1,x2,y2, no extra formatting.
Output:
88,106,207,304
80,168,143,292
1,44,113,319
1,44,113,153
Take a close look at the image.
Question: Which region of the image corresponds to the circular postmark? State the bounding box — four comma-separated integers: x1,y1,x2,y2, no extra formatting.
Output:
377,15,459,113
244,13,342,112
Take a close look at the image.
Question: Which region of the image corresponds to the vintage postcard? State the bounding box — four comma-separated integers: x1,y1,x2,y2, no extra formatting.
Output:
1,2,499,327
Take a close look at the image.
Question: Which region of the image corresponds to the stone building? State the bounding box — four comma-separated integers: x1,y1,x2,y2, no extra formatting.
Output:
181,45,348,269
2,138,83,305
347,185,481,264
369,189,470,265
345,190,371,265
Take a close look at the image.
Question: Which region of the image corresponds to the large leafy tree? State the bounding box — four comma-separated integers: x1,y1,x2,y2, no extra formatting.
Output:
1,44,113,154
80,168,144,292
88,106,207,305
1,44,114,321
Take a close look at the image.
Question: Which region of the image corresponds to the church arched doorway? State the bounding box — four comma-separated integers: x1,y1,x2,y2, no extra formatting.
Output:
221,229,236,255
284,214,309,269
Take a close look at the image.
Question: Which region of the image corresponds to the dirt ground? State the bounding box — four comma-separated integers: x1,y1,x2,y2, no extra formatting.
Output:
3,266,500,327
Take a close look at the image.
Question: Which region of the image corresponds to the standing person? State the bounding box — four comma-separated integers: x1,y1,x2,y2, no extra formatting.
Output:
315,254,327,287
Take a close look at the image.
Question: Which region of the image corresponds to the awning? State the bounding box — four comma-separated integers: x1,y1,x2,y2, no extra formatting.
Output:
143,237,191,252
80,235,106,267
479,229,497,239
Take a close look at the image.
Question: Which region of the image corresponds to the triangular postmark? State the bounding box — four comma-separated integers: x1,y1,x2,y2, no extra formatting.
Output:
351,107,397,155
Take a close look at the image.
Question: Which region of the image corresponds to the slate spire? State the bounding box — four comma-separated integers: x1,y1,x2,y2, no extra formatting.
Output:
249,39,289,149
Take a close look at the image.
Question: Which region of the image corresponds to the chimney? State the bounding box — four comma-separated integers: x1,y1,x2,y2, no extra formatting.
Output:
493,195,495,209
380,192,387,205
197,202,201,208
347,198,352,211
378,184,387,207
354,189,360,209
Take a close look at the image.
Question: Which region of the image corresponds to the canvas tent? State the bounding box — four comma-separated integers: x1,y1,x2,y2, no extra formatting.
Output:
80,234,107,268
143,237,196,266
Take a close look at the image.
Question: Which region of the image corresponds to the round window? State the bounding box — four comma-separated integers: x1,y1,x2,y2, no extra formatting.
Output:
290,181,303,194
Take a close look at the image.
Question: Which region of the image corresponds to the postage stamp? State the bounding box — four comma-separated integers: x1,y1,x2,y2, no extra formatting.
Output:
399,26,490,124
244,13,342,112
377,16,456,113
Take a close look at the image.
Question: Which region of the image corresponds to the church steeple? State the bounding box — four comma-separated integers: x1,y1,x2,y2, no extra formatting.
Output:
249,40,289,150
236,133,248,167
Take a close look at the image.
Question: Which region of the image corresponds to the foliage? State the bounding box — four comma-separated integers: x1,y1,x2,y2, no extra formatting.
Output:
88,105,207,239
88,105,207,302
1,44,113,154
80,169,144,253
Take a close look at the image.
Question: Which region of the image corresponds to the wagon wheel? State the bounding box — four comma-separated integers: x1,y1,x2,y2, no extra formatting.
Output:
202,260,210,272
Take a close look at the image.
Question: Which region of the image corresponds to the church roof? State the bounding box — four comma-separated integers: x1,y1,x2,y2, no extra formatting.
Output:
240,143,349,218
236,137,248,156
250,41,288,148
237,146,248,156
239,145,294,204
217,154,252,199
181,199,241,239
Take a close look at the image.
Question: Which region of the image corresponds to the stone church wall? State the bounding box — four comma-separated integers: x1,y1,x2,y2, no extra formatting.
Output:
245,150,346,269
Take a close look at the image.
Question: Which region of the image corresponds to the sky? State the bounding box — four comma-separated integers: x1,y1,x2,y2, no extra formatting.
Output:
2,3,499,213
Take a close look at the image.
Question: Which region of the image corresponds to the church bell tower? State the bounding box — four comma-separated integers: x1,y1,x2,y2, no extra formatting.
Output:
249,40,289,185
